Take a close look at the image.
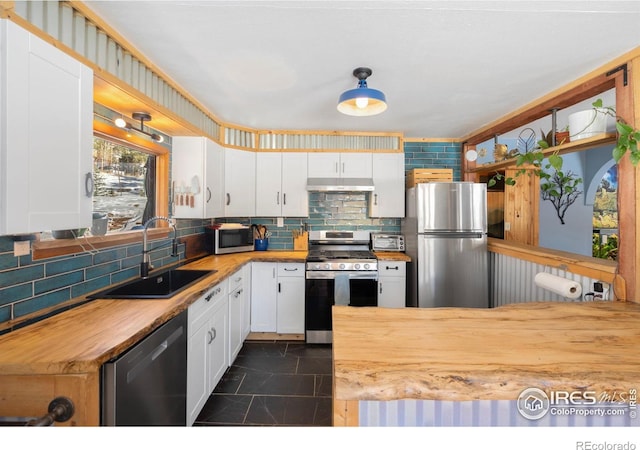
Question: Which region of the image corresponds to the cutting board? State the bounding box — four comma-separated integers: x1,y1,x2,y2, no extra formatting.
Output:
293,231,308,251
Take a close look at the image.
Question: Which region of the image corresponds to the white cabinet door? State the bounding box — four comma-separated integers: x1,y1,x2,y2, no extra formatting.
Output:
276,263,305,334
307,152,340,178
225,148,256,217
340,153,373,178
228,268,245,363
377,261,406,308
187,318,209,425
241,263,252,340
205,140,225,218
256,152,308,217
208,297,229,388
187,282,227,425
307,152,372,179
172,137,225,219
281,153,308,217
255,153,283,216
1,20,93,235
250,262,277,332
369,153,405,218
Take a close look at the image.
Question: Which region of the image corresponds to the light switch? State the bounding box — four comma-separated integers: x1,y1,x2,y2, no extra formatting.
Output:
504,222,511,231
14,240,30,256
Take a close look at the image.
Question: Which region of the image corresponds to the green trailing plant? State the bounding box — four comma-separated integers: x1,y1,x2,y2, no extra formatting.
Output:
589,98,640,166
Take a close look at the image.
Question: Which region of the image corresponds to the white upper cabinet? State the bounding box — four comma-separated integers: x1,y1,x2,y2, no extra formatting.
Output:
0,20,93,235
172,136,225,219
256,152,308,217
307,152,372,178
224,148,256,217
369,153,405,218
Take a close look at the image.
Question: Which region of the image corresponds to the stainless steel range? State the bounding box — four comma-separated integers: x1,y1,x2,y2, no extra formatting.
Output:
305,230,378,344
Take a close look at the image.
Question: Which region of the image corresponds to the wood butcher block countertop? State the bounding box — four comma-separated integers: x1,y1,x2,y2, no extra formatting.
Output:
0,251,307,376
332,301,640,405
0,250,408,376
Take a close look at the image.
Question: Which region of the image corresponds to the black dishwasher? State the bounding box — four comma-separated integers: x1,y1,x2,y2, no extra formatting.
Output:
101,310,187,426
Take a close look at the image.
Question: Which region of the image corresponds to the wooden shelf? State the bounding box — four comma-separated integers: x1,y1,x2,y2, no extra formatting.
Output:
469,133,617,174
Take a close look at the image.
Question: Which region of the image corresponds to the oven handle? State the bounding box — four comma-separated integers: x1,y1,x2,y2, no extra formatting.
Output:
305,271,378,280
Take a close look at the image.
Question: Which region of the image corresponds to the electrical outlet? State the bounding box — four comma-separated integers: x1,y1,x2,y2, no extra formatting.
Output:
14,240,30,256
504,222,511,231
593,281,610,300
276,217,284,227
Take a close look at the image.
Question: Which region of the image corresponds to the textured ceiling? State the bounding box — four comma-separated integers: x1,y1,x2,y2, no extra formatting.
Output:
85,1,640,138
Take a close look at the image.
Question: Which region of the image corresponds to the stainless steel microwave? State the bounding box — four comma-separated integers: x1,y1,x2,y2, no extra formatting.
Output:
371,233,405,252
206,225,254,254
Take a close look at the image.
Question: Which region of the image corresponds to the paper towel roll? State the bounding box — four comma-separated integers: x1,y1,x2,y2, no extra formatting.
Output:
534,272,582,299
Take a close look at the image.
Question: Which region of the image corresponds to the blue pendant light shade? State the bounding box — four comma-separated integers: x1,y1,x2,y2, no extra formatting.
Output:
337,67,387,116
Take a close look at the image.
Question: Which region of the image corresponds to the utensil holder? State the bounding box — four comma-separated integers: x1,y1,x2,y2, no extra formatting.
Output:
255,238,268,251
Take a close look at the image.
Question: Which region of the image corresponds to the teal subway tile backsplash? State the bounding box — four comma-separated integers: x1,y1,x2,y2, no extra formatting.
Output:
34,270,84,295
0,283,32,306
13,288,72,318
0,218,208,327
45,254,93,276
0,264,44,289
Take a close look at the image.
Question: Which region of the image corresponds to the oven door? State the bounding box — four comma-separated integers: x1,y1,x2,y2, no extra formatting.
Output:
304,271,377,344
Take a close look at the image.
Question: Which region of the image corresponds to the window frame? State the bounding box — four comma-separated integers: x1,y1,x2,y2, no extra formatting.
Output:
31,120,170,260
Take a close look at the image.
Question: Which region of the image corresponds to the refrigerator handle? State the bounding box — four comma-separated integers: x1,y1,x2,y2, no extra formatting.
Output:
421,231,485,238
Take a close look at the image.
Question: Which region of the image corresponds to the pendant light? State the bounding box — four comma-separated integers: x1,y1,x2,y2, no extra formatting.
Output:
337,67,387,116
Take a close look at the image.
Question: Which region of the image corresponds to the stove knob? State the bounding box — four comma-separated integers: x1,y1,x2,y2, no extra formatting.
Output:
324,263,331,270
315,264,321,270
364,263,370,270
339,263,346,270
354,263,361,270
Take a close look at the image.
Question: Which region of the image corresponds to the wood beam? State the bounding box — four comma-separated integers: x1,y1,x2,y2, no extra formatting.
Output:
616,57,639,302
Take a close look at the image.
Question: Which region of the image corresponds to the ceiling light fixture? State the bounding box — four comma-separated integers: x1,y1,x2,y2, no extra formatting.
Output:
114,112,164,143
337,67,387,117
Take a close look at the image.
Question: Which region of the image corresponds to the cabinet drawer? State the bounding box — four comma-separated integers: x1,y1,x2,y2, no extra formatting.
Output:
227,268,244,292
189,283,227,334
378,261,406,277
277,263,304,277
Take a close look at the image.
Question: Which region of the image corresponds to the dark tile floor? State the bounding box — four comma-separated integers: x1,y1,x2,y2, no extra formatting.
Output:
194,340,333,426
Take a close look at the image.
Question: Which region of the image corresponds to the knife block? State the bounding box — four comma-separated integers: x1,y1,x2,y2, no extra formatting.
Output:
293,231,308,251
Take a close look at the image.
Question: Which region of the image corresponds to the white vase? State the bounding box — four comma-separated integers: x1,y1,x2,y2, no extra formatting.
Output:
568,108,608,141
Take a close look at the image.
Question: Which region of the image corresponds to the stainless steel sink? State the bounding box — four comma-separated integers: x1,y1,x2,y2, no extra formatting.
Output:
88,269,216,299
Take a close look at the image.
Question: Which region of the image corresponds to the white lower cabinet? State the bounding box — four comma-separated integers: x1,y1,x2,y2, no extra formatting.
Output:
276,263,305,334
250,262,277,332
187,283,228,426
228,267,249,363
378,261,407,308
251,262,305,333
241,263,252,339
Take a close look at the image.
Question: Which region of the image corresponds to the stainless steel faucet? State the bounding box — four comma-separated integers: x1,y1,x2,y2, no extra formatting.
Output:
141,216,178,278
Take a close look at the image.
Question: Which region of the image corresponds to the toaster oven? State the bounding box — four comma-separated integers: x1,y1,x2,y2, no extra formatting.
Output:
371,233,405,252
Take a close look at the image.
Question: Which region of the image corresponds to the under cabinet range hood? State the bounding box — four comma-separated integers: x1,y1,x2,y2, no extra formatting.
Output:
306,177,375,192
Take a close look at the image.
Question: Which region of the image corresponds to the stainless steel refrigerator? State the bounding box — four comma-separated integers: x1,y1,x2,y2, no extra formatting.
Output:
402,182,489,308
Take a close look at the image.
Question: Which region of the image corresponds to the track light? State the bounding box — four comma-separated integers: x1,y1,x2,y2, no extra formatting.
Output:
114,112,164,143
337,67,387,116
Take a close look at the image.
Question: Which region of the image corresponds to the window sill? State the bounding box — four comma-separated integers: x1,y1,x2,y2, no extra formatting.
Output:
32,228,170,260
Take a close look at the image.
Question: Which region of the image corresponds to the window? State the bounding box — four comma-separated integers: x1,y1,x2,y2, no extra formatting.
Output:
92,136,156,235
